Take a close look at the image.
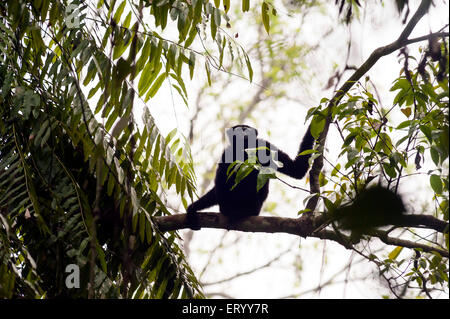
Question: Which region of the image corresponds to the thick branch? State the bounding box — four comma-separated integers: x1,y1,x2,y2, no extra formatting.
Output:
156,213,314,235
154,213,448,257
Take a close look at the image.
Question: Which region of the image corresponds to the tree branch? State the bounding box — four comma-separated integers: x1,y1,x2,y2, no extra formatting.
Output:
154,213,448,257
374,230,448,258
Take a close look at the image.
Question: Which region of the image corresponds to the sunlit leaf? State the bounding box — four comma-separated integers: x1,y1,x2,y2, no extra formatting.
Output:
430,174,443,194
388,246,403,260
261,2,270,34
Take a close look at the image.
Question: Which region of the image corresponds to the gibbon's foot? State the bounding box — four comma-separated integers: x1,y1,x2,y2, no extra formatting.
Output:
186,207,201,230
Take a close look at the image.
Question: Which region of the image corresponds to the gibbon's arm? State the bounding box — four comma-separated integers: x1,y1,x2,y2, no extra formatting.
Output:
268,125,314,179
187,188,217,214
187,188,217,230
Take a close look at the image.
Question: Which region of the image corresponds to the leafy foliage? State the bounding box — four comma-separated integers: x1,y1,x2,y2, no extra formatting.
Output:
306,37,449,296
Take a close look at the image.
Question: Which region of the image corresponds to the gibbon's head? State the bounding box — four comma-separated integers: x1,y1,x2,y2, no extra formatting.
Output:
226,125,258,146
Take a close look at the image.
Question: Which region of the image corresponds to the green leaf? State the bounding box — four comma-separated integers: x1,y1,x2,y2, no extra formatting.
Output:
205,61,212,86
139,212,146,242
138,62,155,95
30,29,45,52
169,72,188,98
218,35,226,68
377,133,393,155
107,175,115,196
146,73,166,100
188,51,196,79
383,163,397,178
396,120,412,130
210,7,217,39
105,108,118,131
152,135,161,172
166,128,177,145
123,11,132,28
323,197,336,212
261,2,270,34
185,24,198,47
226,161,241,178
193,0,203,23
430,146,440,166
343,132,357,146
319,171,328,187
223,0,230,12
231,164,254,190
146,218,153,244
152,38,163,70
96,244,107,273
172,84,188,107
113,0,126,23
135,38,152,76
310,116,325,139
40,125,52,147
139,62,162,97
132,211,139,233
243,50,253,82
242,0,250,12
297,208,311,215
214,6,221,28
256,173,270,192
116,58,131,82
298,149,316,156
420,125,432,142
430,174,443,194
34,119,49,147
331,163,341,177
388,246,403,260
177,6,189,41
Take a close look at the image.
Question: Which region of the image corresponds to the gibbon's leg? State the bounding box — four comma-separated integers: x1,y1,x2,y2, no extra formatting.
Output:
269,125,314,179
186,188,218,230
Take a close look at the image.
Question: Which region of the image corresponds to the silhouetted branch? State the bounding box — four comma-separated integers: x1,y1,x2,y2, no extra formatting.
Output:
154,212,448,257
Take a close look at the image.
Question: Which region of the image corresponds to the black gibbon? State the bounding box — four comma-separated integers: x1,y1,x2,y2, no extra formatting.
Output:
187,124,315,230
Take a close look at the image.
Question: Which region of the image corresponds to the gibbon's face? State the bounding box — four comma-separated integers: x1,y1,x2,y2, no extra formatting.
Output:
226,125,258,145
